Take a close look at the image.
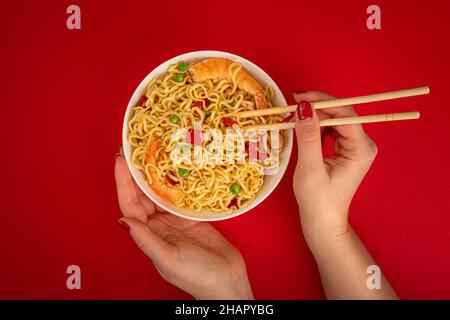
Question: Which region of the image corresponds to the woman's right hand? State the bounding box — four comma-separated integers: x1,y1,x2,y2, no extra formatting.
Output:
292,92,398,300
292,91,378,245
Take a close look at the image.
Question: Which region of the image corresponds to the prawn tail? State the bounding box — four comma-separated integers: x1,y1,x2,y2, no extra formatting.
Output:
151,180,185,204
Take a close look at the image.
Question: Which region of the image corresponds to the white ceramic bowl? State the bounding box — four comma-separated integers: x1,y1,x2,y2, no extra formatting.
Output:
122,50,293,221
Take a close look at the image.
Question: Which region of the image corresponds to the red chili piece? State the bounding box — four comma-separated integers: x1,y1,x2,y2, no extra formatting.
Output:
222,117,235,127
137,95,148,106
185,128,204,146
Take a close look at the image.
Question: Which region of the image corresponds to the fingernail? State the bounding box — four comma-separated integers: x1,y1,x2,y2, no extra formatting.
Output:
297,101,312,121
116,219,130,232
116,146,124,159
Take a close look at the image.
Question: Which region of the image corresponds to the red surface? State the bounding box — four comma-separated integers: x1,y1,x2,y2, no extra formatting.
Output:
1,0,449,299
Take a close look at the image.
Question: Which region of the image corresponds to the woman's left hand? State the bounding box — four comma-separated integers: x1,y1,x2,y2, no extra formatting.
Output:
114,149,253,300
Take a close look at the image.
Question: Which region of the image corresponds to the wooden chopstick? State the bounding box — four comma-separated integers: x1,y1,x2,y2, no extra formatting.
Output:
313,86,429,109
227,86,430,118
223,105,297,118
319,111,420,126
242,111,420,131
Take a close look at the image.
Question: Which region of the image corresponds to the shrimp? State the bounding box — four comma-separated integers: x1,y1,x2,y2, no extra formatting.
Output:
188,58,267,109
145,139,185,204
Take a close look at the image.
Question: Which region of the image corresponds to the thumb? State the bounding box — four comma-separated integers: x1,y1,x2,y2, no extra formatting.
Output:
294,100,324,172
117,217,175,263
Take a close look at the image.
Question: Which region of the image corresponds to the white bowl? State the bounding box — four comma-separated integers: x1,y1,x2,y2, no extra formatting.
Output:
122,50,293,221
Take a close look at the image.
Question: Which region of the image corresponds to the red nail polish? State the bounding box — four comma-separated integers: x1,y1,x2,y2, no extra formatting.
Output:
297,101,312,120
116,219,130,232
115,145,124,159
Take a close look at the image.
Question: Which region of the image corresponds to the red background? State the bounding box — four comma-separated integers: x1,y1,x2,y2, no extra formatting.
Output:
1,0,449,299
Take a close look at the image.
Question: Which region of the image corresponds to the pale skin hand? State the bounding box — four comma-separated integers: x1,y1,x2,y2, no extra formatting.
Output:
114,150,253,300
293,91,398,300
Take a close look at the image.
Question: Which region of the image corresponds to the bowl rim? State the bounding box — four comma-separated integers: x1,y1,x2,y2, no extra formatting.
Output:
122,50,293,221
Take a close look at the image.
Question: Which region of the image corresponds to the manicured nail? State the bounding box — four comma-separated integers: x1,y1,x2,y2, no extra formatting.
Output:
116,219,130,232
115,145,124,159
297,101,312,120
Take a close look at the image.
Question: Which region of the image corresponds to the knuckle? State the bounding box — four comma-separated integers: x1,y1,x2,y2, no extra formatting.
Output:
366,138,378,159
358,138,378,162
299,130,320,143
310,91,335,101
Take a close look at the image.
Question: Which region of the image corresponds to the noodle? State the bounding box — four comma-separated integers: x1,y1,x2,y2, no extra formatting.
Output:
128,60,284,213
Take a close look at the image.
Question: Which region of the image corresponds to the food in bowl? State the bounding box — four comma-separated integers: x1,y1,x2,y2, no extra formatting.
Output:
127,57,287,213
